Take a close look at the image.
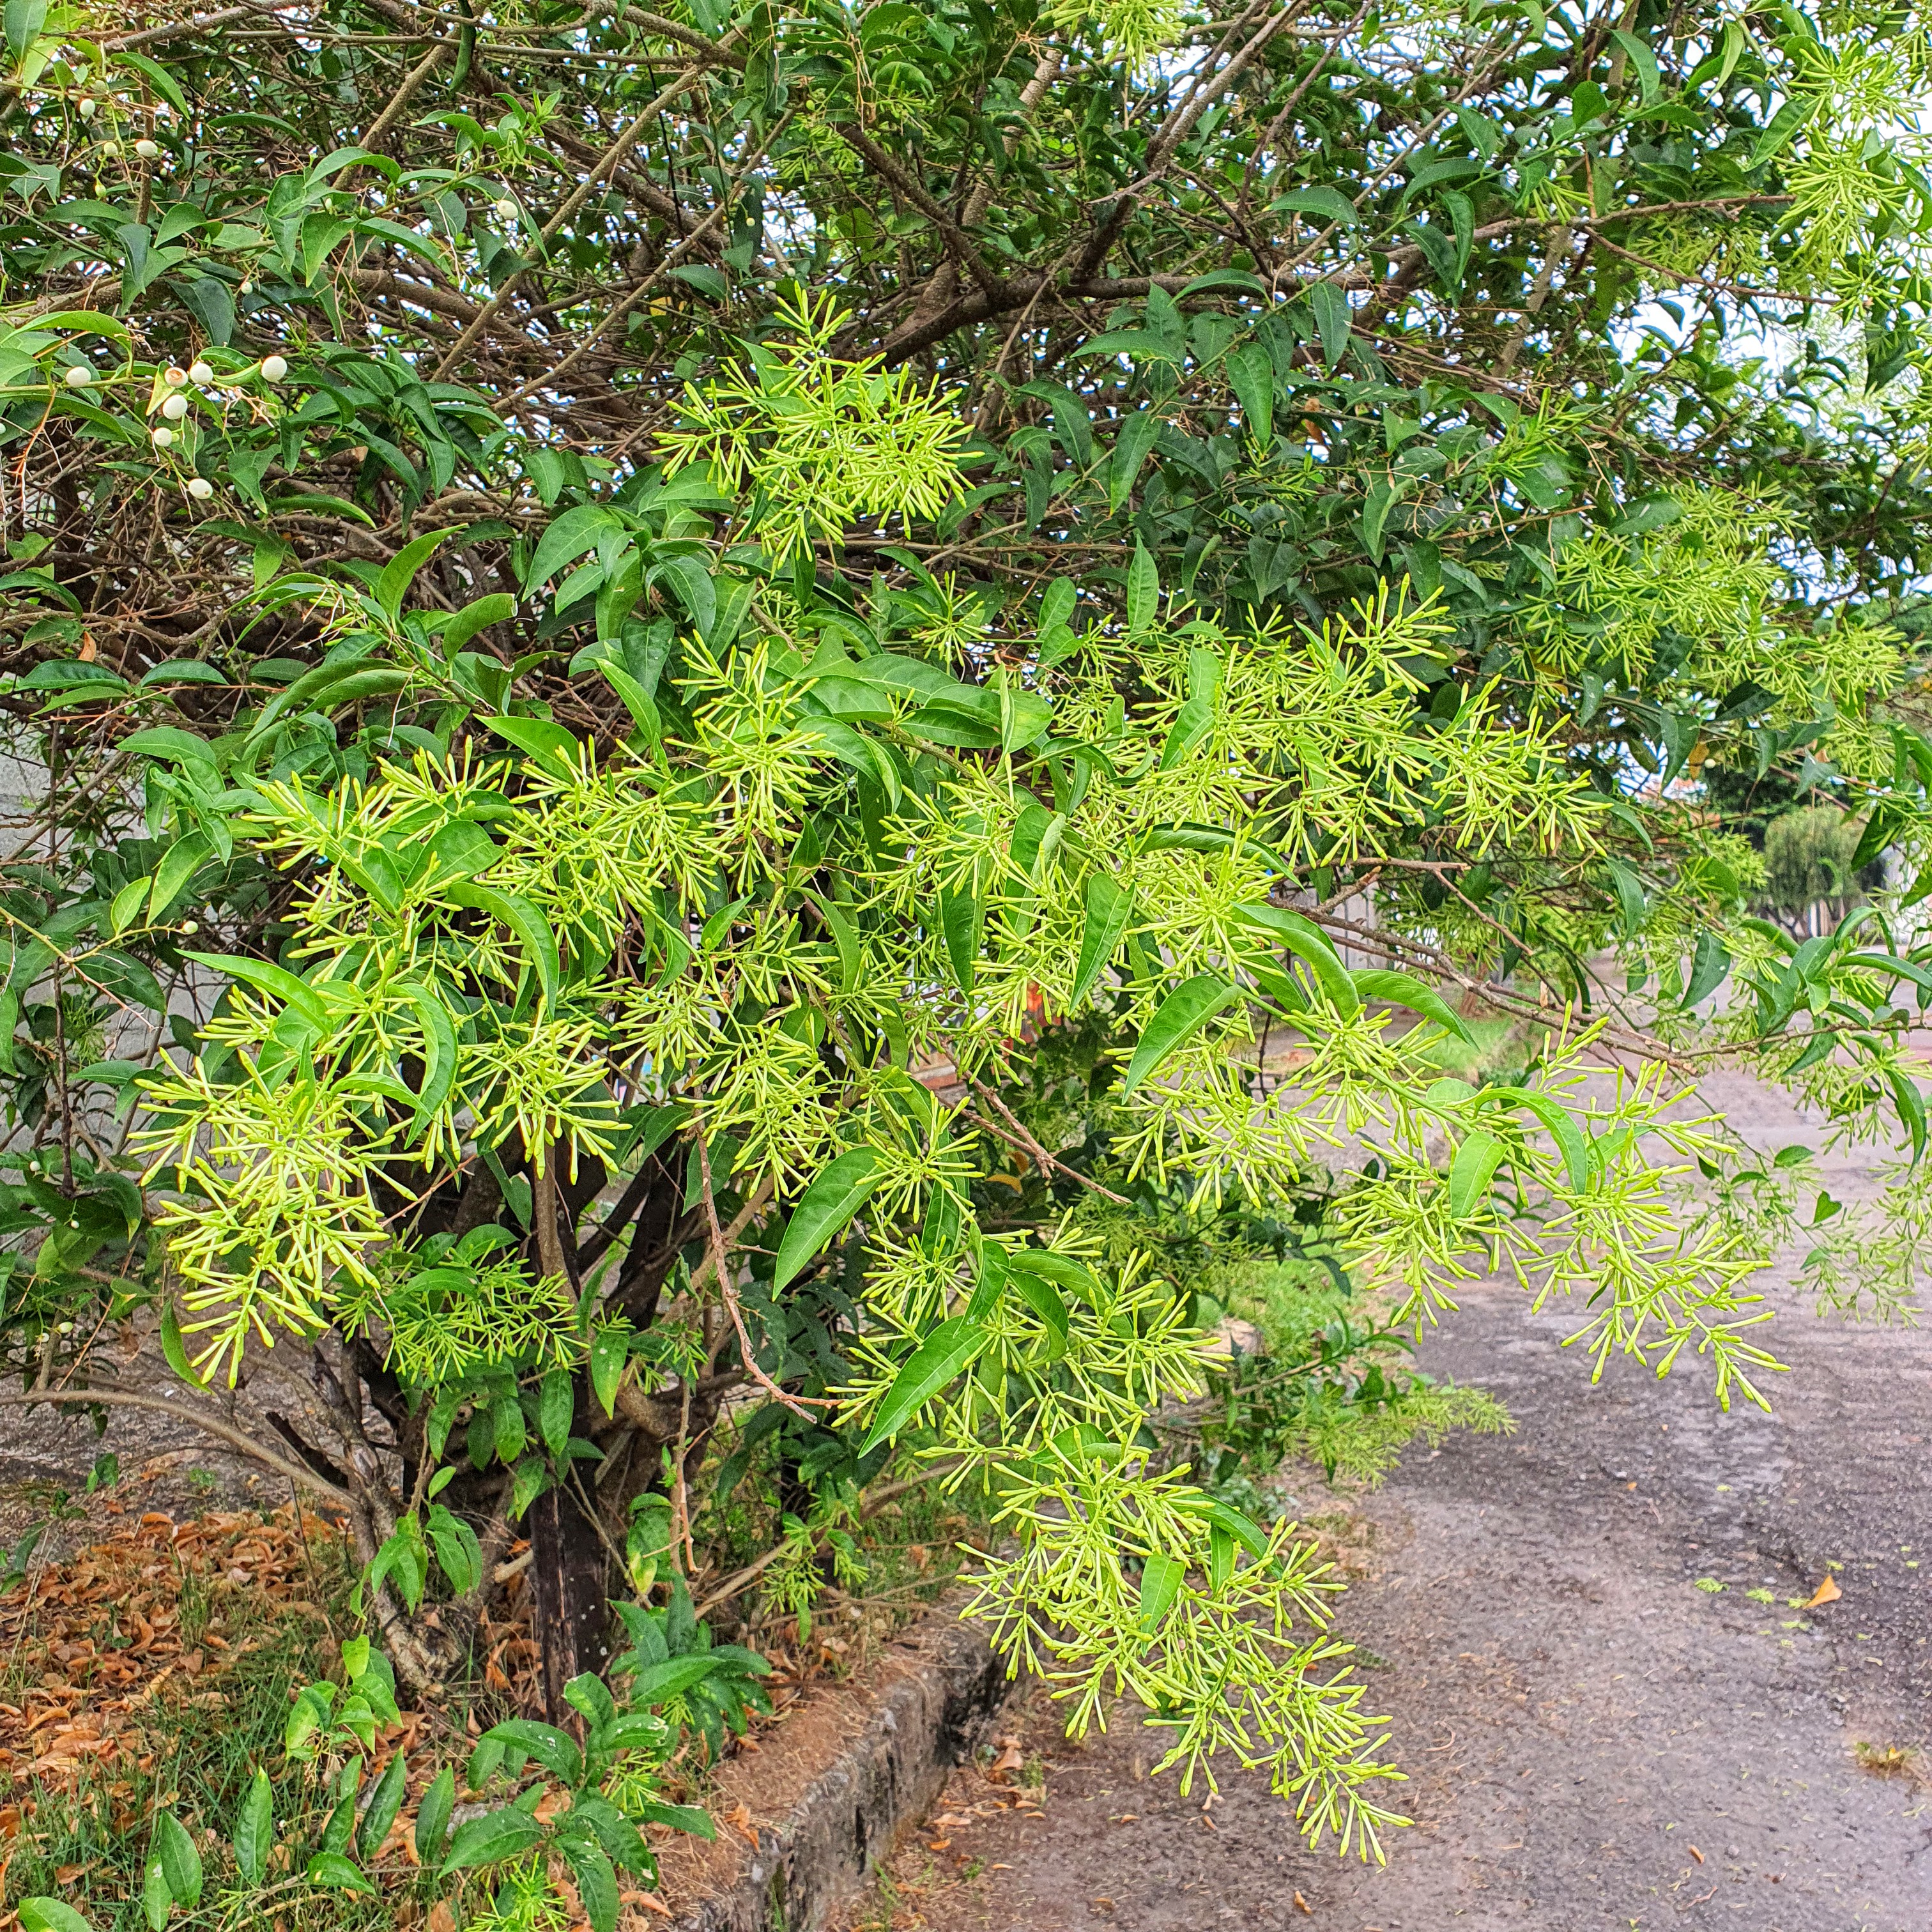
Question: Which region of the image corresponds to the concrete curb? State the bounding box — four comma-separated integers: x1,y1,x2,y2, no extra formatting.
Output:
669,1608,1015,1932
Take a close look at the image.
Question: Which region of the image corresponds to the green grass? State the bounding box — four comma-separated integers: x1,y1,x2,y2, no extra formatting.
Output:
0,1509,424,1932
1412,1016,1521,1079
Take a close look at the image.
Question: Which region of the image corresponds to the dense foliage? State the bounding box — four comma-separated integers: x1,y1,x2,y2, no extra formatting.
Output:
4,0,1932,1919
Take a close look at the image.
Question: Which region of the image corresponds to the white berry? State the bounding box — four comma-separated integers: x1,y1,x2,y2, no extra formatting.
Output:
63,365,91,387
186,477,213,499
77,96,96,117
151,425,174,447
160,392,189,420
188,360,213,384
495,199,519,222
135,139,160,158
164,365,188,387
259,354,288,381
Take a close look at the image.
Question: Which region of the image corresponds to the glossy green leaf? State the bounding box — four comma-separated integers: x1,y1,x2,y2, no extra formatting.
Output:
153,1812,203,1907
772,1147,884,1291
415,1765,457,1864
1232,905,1361,1015
1121,975,1238,1097
1447,1130,1506,1216
234,1767,273,1887
1071,872,1135,1006
444,881,561,1011
1351,969,1474,1043
442,1806,546,1874
1137,1552,1185,1635
858,1315,988,1454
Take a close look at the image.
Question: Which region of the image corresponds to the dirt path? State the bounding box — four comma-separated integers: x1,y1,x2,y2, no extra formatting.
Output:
862,1075,1932,1931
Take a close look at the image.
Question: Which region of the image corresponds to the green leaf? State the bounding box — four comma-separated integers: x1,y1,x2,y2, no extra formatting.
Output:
1351,969,1474,1043
234,1768,273,1887
442,1807,546,1874
1009,1269,1068,1358
491,1395,526,1464
622,1652,735,1706
618,1796,717,1839
591,1323,632,1418
772,1147,884,1291
1305,280,1351,368
397,981,459,1128
1209,1525,1235,1591
426,1503,482,1594
184,951,330,1028
803,889,862,994
245,661,410,744
160,1300,208,1391
443,882,561,1011
1747,94,1814,169
1447,1130,1506,1216
1609,26,1661,100
858,1315,988,1454
144,831,211,924
1225,342,1274,453
1126,542,1160,634
539,1370,574,1457
305,1850,375,1894
375,527,459,621
938,880,982,993
1269,185,1361,227
526,503,623,590
670,263,729,302
1232,905,1361,1015
484,1717,584,1785
599,659,663,748
142,1860,169,1932
1108,410,1163,512
1359,477,1400,563
1605,859,1647,937
415,1765,456,1864
357,1750,408,1858
1071,873,1135,1007
1158,648,1221,769
4,0,48,61
153,1812,203,1907
1002,1246,1105,1304
1121,975,1238,1097
1479,1087,1589,1192
21,1900,96,1932
1886,1066,1928,1163
1682,931,1732,1008
488,712,581,779
1137,1552,1185,1635
441,592,516,659
564,1837,623,1932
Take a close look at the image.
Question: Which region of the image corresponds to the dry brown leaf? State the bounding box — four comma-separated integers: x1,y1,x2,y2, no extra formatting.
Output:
1293,1894,1313,1916
988,1740,1024,1775
427,1900,457,1932
1802,1575,1842,1609
1689,1844,1704,1864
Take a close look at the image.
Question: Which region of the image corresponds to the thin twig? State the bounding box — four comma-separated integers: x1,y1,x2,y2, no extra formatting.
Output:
692,1133,829,1416
963,1071,1130,1204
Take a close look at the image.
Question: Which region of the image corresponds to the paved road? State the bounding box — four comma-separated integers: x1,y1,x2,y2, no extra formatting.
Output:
877,1075,1932,1931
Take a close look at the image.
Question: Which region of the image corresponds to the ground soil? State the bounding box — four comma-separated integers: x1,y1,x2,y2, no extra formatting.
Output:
854,1073,1932,1932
